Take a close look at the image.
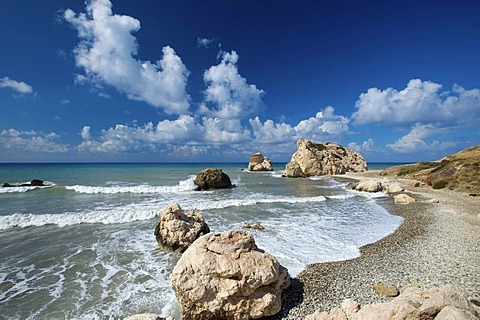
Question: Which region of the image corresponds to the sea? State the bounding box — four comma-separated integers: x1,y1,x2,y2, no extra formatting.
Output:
0,162,403,319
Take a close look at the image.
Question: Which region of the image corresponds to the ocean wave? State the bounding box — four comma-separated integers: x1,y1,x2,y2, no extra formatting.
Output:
65,176,197,194
0,193,327,229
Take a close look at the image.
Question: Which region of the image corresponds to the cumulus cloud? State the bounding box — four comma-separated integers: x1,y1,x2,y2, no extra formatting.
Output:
352,79,480,127
348,138,375,153
249,117,295,143
387,124,456,153
64,0,190,114
200,50,265,119
0,77,34,95
0,129,68,153
295,106,350,141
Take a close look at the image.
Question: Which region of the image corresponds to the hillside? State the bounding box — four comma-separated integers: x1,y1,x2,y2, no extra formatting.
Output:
380,145,480,194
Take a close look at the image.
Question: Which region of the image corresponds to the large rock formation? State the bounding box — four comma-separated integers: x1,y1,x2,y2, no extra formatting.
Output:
380,145,480,194
154,204,210,252
194,168,232,190
248,152,273,171
285,140,367,177
170,230,290,319
306,285,479,320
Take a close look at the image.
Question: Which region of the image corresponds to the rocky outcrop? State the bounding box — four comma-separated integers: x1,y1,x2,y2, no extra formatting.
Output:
285,140,367,177
154,204,210,252
194,168,232,190
248,152,273,171
170,230,290,319
306,285,479,320
2,179,45,188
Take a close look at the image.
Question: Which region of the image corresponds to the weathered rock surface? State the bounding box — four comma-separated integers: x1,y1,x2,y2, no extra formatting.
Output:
372,284,399,297
354,180,383,193
194,168,232,190
154,204,210,252
170,230,290,319
394,193,416,204
248,152,273,171
284,140,367,177
306,285,479,320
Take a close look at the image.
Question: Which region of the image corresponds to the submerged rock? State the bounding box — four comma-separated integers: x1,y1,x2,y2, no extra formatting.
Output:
154,204,210,252
284,139,367,177
170,230,290,319
194,168,232,190
248,152,273,171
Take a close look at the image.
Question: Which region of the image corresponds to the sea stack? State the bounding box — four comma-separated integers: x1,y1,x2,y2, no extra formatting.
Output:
248,152,273,171
285,139,367,177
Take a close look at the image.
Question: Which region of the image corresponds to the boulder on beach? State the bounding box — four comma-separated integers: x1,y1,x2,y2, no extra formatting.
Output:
394,193,416,204
306,285,479,320
284,139,367,177
248,152,273,171
154,204,210,252
354,179,383,193
170,230,290,319
194,168,232,190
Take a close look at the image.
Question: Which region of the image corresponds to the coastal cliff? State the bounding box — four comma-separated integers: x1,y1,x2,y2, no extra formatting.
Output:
380,145,480,194
285,139,367,177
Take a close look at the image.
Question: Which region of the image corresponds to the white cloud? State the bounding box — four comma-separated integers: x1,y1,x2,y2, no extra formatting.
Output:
201,50,265,119
197,37,216,48
60,98,70,105
202,117,251,144
348,138,375,153
64,0,190,115
294,106,350,141
0,129,68,153
352,79,480,127
386,124,455,153
249,117,295,143
0,77,34,95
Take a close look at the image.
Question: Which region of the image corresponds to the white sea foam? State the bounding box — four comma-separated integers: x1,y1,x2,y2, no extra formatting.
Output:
65,176,197,194
0,193,327,230
0,182,54,193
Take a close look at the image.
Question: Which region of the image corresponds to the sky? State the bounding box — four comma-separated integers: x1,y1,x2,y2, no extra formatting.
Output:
1,0,479,163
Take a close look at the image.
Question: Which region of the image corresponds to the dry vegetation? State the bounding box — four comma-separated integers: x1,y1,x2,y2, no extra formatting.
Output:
380,145,480,194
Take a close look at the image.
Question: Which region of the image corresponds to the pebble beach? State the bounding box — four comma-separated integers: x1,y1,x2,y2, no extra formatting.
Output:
271,170,480,319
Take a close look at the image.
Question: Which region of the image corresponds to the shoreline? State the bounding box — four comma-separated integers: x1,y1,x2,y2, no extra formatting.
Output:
270,170,480,319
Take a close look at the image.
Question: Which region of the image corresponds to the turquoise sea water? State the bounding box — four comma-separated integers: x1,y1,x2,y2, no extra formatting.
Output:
0,162,402,319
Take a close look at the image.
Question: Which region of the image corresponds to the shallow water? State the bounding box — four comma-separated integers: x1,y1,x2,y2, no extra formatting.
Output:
0,163,402,318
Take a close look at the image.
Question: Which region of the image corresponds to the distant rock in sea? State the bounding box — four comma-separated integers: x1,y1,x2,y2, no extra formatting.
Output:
171,230,290,319
248,152,273,171
2,179,45,188
193,168,232,190
285,139,367,177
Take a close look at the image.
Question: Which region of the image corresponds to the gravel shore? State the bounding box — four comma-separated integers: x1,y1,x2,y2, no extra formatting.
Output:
268,171,480,319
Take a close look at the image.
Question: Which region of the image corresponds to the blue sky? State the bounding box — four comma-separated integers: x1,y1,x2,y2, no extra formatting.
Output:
1,0,479,163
